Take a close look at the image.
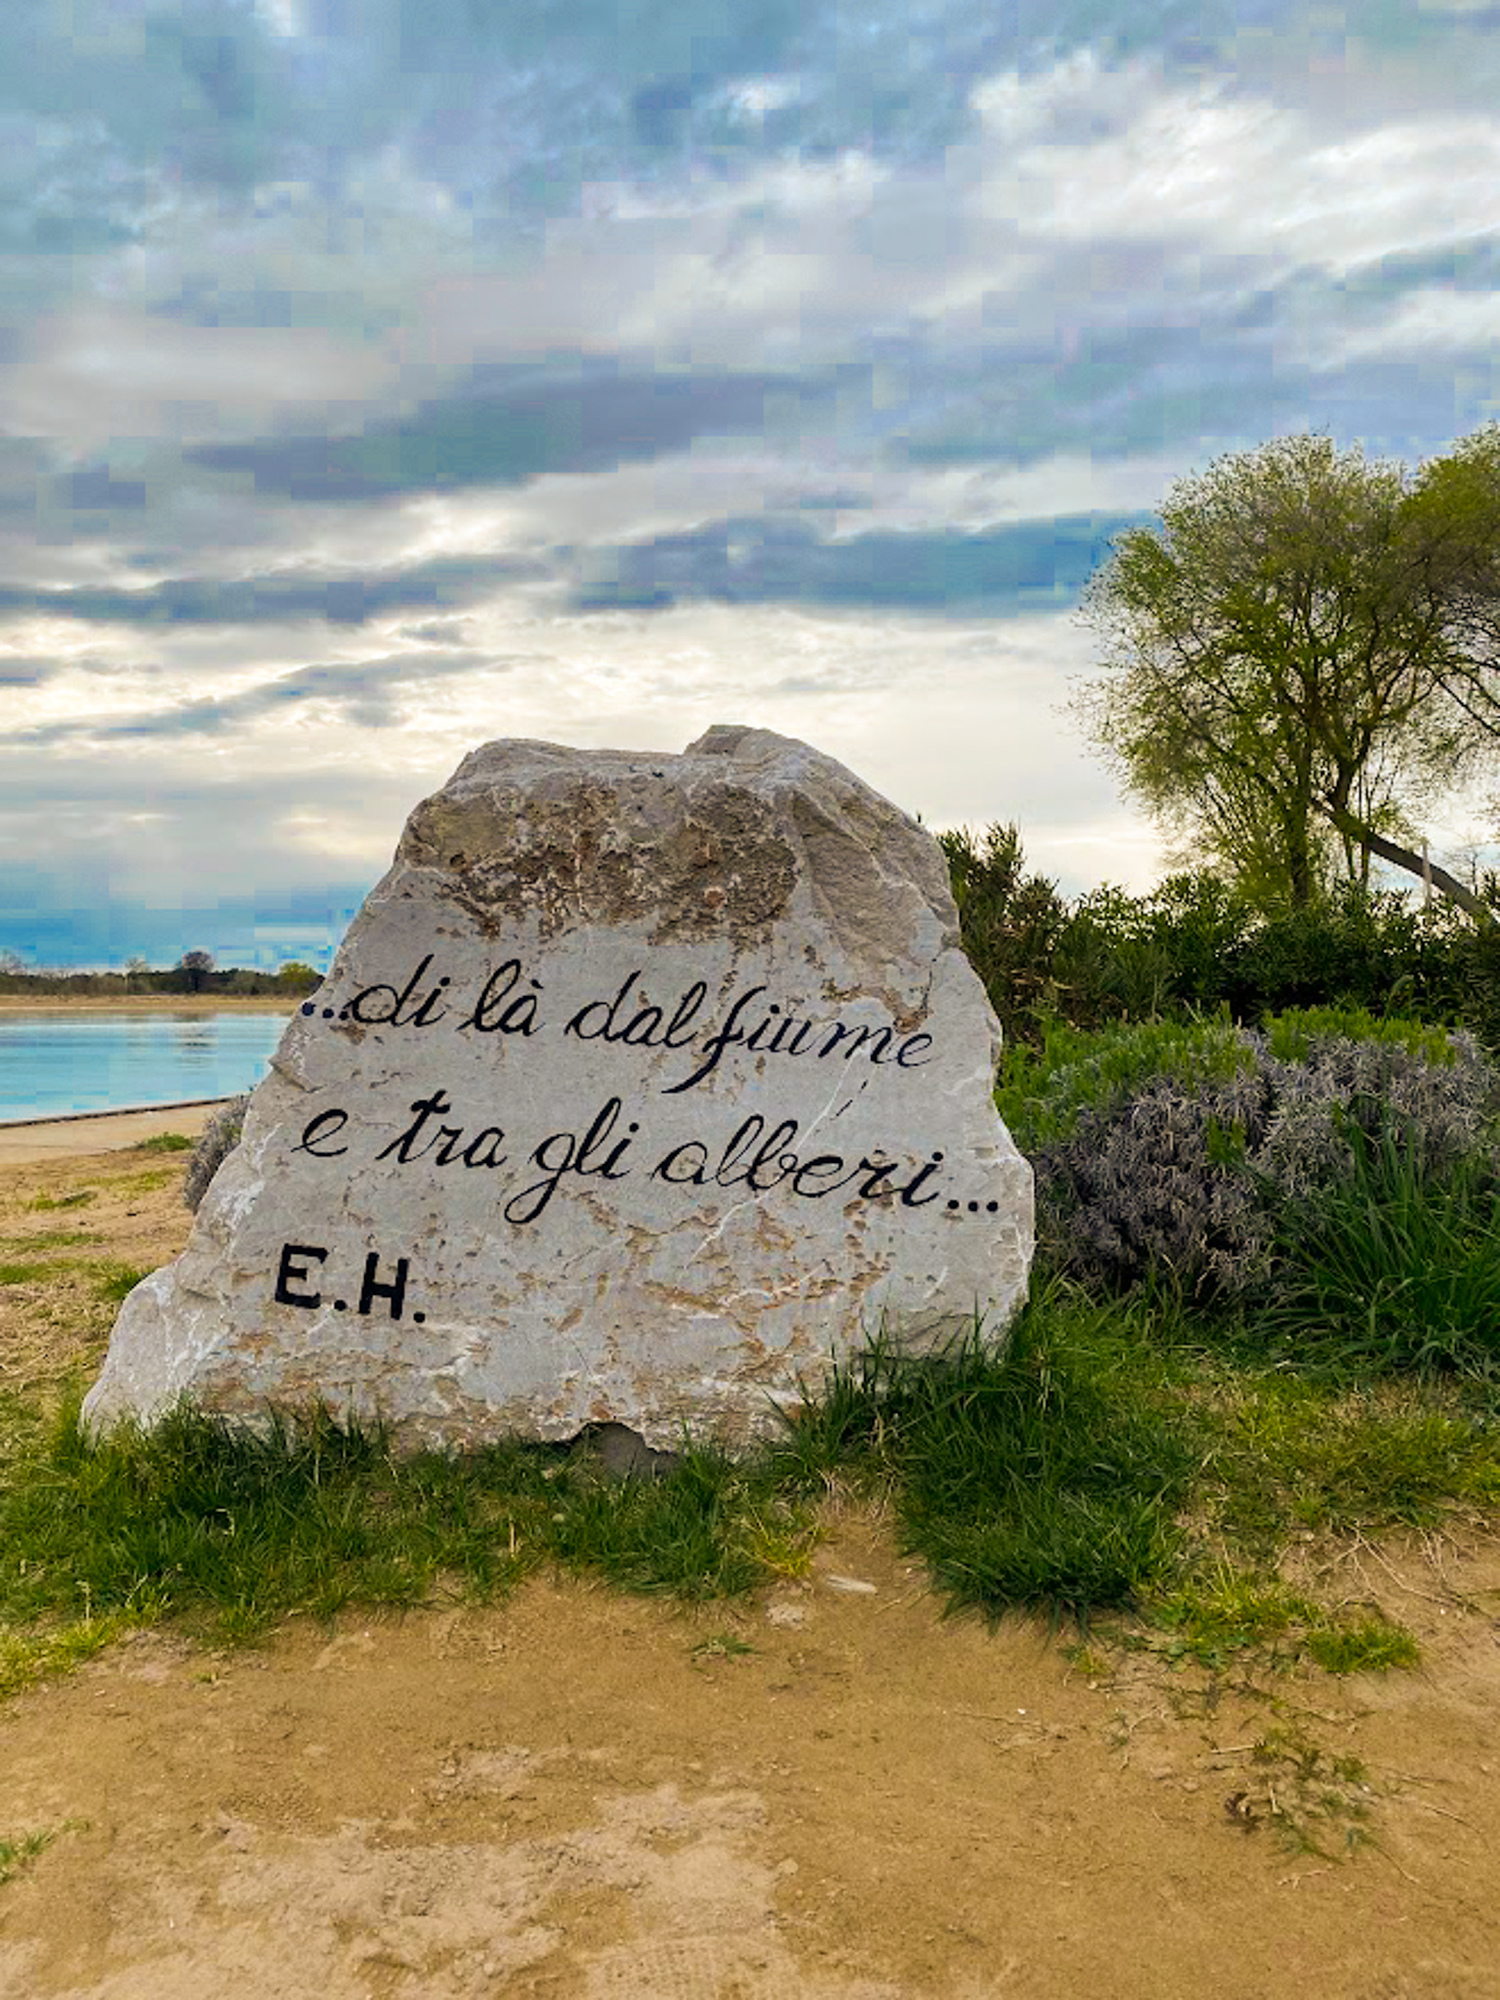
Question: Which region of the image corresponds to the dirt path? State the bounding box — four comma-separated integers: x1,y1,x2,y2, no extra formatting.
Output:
3,1145,1500,1997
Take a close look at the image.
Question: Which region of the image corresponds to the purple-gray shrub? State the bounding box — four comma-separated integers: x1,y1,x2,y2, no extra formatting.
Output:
1032,1029,1500,1304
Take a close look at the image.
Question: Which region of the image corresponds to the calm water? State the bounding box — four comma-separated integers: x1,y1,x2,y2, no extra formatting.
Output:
0,1011,289,1124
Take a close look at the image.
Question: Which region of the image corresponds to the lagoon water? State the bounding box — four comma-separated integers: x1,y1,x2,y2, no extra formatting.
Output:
0,1011,288,1124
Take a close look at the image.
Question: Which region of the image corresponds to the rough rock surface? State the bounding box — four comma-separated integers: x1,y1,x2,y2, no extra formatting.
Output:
83,726,1034,1452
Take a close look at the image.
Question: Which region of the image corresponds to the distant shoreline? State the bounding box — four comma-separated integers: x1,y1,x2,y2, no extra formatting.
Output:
0,1095,238,1131
0,995,296,1014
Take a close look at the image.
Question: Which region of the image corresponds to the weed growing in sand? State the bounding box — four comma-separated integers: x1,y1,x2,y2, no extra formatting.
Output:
1302,1614,1422,1674
25,1188,97,1212
109,1169,177,1196
0,1618,129,1701
690,1633,756,1662
0,1828,55,1888
1222,1725,1377,1859
0,1230,101,1256
135,1132,194,1154
0,1820,87,1888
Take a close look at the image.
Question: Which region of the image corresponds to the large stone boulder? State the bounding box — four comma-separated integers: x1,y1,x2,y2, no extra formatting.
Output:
83,726,1033,1453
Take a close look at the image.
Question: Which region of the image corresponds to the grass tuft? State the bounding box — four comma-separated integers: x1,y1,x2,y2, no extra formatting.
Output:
91,1263,153,1305
1302,1614,1422,1675
1250,1117,1500,1377
134,1132,195,1153
775,1283,1194,1621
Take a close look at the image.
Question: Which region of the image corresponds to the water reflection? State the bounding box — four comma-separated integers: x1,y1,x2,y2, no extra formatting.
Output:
0,1011,288,1122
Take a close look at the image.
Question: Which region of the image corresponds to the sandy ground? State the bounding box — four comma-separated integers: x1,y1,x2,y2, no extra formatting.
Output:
0,1101,234,1168
2,1140,1500,1998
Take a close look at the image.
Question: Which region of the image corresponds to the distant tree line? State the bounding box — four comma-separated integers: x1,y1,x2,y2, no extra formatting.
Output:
0,952,321,998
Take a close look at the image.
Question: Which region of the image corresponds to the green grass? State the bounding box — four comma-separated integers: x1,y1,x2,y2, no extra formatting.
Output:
4,1009,1498,1701
774,1281,1197,1620
2,1267,1493,1693
1,1231,102,1257
134,1132,194,1153
1303,1615,1422,1675
91,1262,152,1305
0,1397,815,1657
995,1002,1483,1156
25,1189,97,1212
1250,1118,1500,1377
0,1261,70,1287
1257,1005,1467,1068
0,1828,56,1889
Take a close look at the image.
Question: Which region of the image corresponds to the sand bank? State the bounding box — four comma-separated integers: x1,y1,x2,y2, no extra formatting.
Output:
0,1098,233,1167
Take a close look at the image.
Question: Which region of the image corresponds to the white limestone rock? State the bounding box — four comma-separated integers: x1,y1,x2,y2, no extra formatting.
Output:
83,726,1034,1453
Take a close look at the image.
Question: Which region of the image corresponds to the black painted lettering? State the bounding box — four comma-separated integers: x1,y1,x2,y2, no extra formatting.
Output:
375,1090,452,1164
713,1115,767,1187
574,1097,636,1179
817,1020,895,1063
461,1126,508,1169
460,959,542,1036
408,978,450,1027
504,1128,578,1226
358,1251,409,1320
275,1243,327,1308
295,1109,349,1158
461,958,518,1030
652,1139,709,1185
432,1124,467,1165
789,1154,860,1197
662,980,708,1048
620,1002,665,1046
896,1152,946,1207
663,984,767,1093
744,1004,781,1051
895,1033,934,1068
769,1014,814,1055
741,1118,801,1192
348,953,437,1027
854,1156,901,1199
565,970,641,1043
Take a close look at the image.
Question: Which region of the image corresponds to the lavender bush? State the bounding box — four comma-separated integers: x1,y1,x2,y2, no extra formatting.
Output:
1031,1028,1500,1306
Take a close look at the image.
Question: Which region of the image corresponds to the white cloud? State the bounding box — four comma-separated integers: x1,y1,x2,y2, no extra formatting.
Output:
6,308,398,450
1313,285,1500,363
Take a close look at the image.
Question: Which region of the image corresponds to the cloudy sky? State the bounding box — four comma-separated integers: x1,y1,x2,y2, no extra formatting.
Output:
3,0,1498,968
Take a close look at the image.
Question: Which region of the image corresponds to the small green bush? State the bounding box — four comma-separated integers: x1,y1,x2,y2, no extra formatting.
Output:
997,1012,1253,1154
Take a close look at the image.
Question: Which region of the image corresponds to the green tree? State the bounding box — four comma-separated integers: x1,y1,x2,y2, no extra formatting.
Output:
1069,427,1500,922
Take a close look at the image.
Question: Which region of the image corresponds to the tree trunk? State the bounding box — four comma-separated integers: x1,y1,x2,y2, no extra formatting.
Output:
1319,801,1496,926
